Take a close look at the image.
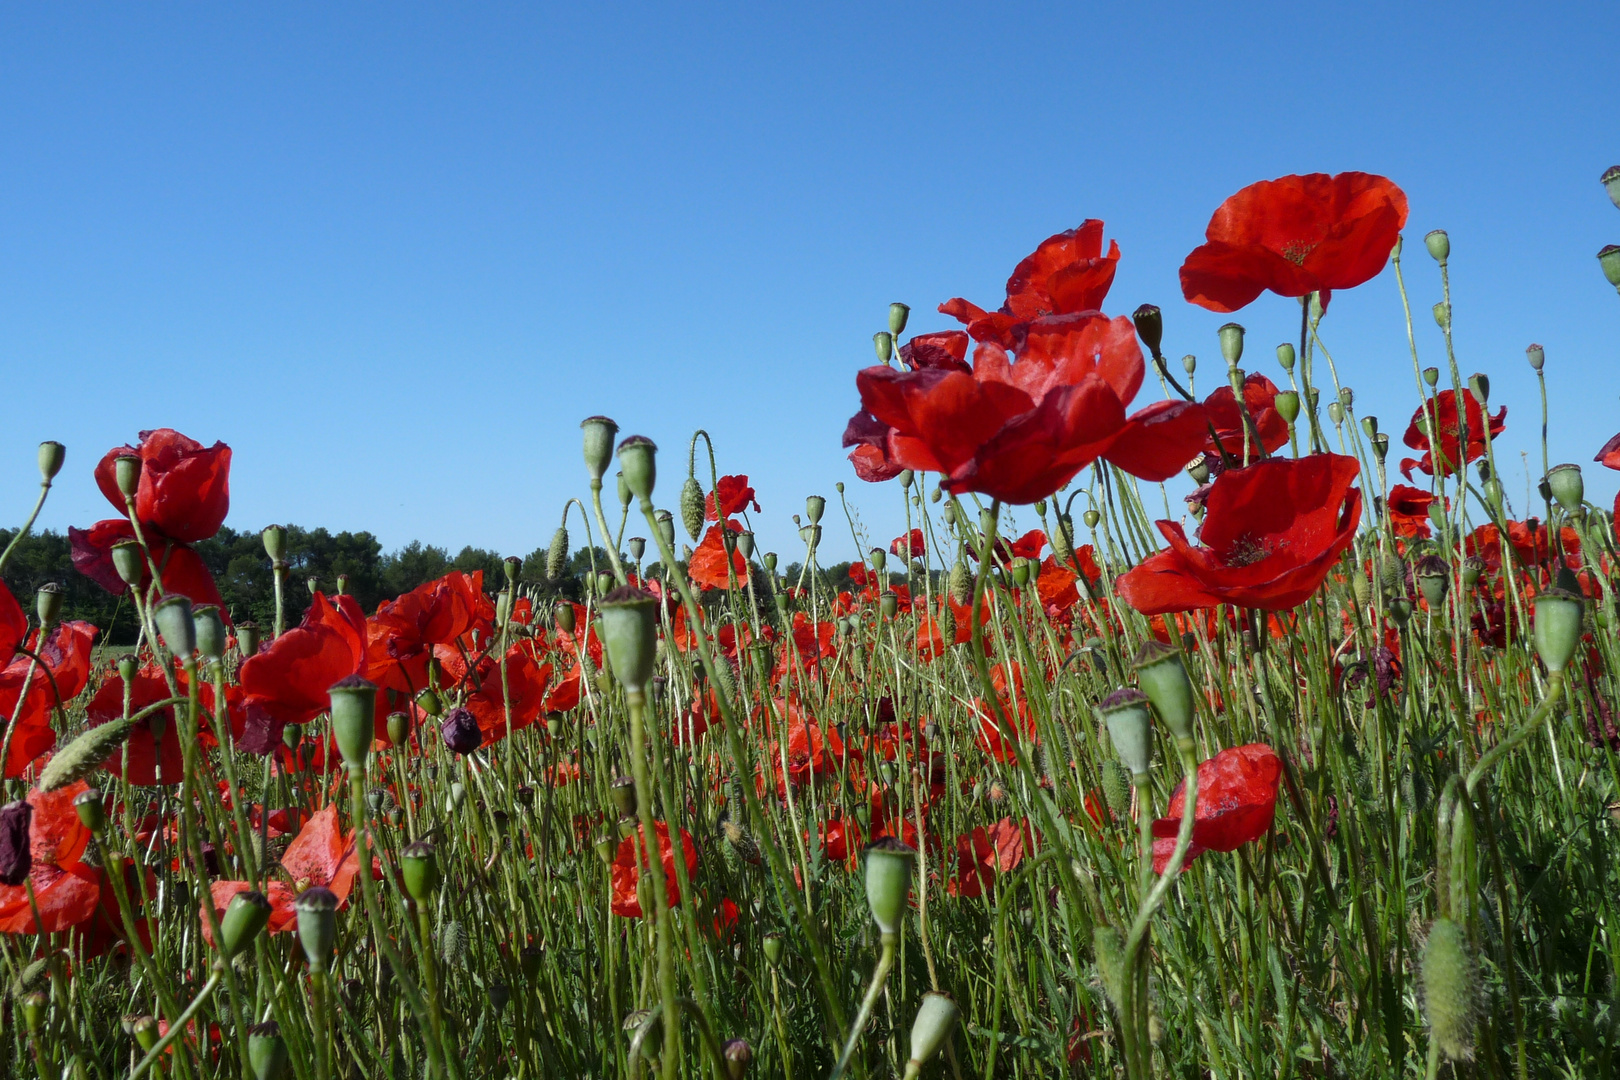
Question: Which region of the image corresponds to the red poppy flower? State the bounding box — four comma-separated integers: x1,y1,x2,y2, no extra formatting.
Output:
1116,453,1362,614
815,816,863,871
706,475,761,520
1466,520,1581,574
774,613,837,680
366,571,490,694
203,805,366,944
238,593,369,754
1385,484,1442,538
1595,431,1620,471
1400,391,1507,479
947,817,1028,899
1202,374,1290,460
0,781,98,934
0,621,98,777
845,314,1208,504
461,644,553,743
610,821,698,918
87,660,242,784
1179,173,1408,313
890,529,925,559
1151,743,1282,872
69,519,227,610
0,586,26,666
940,221,1121,346
93,429,231,544
973,664,1034,762
688,520,749,591
1037,549,1101,615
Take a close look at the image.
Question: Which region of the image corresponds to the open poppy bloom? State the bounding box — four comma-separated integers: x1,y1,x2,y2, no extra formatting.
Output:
845,313,1208,504
1399,391,1506,479
87,659,242,784
204,803,365,942
0,781,98,934
1151,743,1282,872
1466,520,1581,575
1385,484,1443,538
1116,453,1362,614
1202,374,1290,460
0,621,98,777
890,528,925,559
460,643,553,743
0,586,26,666
239,592,370,755
706,475,761,519
688,519,749,590
610,821,698,918
947,817,1029,899
940,220,1121,346
1179,173,1408,313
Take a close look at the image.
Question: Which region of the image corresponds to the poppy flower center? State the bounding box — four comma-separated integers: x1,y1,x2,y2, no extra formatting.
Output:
1280,240,1317,266
1223,536,1274,567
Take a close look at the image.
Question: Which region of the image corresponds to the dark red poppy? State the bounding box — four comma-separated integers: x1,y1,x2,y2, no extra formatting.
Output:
940,221,1121,346
1202,374,1290,460
706,475,761,520
93,429,231,544
239,593,369,754
0,621,98,777
0,586,25,667
86,659,242,784
0,781,98,934
845,314,1208,504
947,818,1028,899
366,571,488,694
1399,391,1507,479
899,331,972,373
1151,744,1282,872
890,529,925,559
610,821,698,918
69,519,227,610
1116,453,1362,614
688,520,749,591
1595,431,1620,471
1179,173,1408,313
1386,484,1442,538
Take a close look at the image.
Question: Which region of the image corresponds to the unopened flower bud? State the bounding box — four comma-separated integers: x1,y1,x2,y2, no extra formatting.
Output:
724,1038,754,1079
617,436,658,500
220,890,273,959
762,932,784,966
1421,917,1478,1063
440,706,482,757
580,416,620,482
1099,688,1153,776
37,442,65,483
863,838,915,936
1083,509,1101,530
1424,229,1450,264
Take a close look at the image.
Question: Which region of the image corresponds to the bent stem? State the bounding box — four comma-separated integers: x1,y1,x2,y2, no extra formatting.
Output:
830,931,897,1080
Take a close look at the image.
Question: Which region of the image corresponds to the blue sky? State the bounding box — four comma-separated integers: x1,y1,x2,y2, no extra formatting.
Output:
2,2,1617,564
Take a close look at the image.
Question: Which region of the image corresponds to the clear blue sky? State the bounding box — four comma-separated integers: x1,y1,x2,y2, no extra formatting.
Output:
2,2,1617,564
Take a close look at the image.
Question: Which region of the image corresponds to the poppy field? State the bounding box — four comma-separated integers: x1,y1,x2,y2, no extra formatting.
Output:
3,169,1620,1080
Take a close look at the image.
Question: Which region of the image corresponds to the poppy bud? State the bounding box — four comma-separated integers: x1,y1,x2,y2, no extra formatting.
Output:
1361,415,1379,439
401,840,440,901
1181,354,1196,375
383,711,411,748
114,454,142,498
627,537,646,563
617,436,658,500
899,469,914,489
902,992,959,1079
1132,640,1195,743
248,1021,289,1080
111,540,144,587
1101,760,1131,819
1599,245,1620,289
1275,391,1300,424
580,417,620,482
1547,464,1583,512
1092,925,1127,1008
1083,509,1101,529
874,331,894,363
762,932,784,966
1276,342,1295,372
599,586,659,693
188,604,226,660
261,524,287,564
1388,597,1413,625
1327,401,1345,426
888,302,910,336
1423,366,1439,387
1051,515,1074,565
554,601,576,635
978,509,995,536
1421,917,1479,1062
37,441,65,483
723,1037,753,1079
1532,589,1583,673
1098,688,1153,776
220,890,273,958
863,838,915,936
20,991,46,1034
880,590,898,619
1424,229,1450,264
293,887,339,972
131,1014,159,1051
34,583,62,630
680,477,705,541
0,801,31,886
1217,322,1244,366
440,707,482,757
1371,433,1389,461
329,675,377,771
1131,304,1163,357
806,495,826,525
1415,555,1450,606
153,594,196,658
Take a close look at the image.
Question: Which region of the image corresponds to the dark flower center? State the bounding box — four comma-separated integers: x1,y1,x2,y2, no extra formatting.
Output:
1280,240,1317,266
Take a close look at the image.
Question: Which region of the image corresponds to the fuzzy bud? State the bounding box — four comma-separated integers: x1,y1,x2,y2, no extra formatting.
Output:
1421,917,1478,1062
681,477,705,541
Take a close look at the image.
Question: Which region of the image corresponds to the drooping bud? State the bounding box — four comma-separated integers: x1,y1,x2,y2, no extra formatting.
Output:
1532,589,1583,673
1217,322,1244,366
873,331,894,362
681,477,705,541
1424,229,1450,264
888,302,910,336
0,801,32,885
949,557,972,606
1132,640,1195,742
863,838,916,935
546,526,570,581
1421,917,1479,1062
37,442,65,483
580,417,620,482
329,675,378,770
152,594,196,658
1131,304,1163,357
599,586,660,693
220,890,273,959
1101,760,1131,820
617,436,658,500
248,1021,290,1080
114,454,142,498
1098,688,1153,776
293,887,339,972
111,540,144,587
1547,464,1584,512
439,706,482,757
902,992,960,1078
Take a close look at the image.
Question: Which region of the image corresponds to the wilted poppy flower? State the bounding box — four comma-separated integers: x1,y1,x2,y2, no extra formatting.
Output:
1202,374,1290,460
611,821,698,918
1400,391,1507,479
1151,743,1282,872
239,593,369,755
845,313,1208,504
461,644,553,743
1386,484,1443,538
940,221,1121,346
706,475,761,520
1116,453,1362,614
1179,173,1408,313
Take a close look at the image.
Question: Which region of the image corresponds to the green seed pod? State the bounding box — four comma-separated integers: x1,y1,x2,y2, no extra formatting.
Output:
34,583,62,630
1421,917,1479,1062
1547,463,1584,512
805,495,826,525
488,980,511,1014
762,932,784,966
1092,925,1126,1008
949,557,972,606
1414,555,1450,607
37,441,65,483
599,586,659,693
401,840,441,901
736,531,755,559
1389,597,1413,625
1460,556,1485,590
580,416,620,482
385,711,412,747
114,454,142,498
20,990,47,1033
874,331,894,362
863,838,916,935
903,992,959,1077
627,536,647,563
220,890,273,959
72,787,106,831
1532,589,1584,673
880,590,899,619
1132,640,1195,742
1275,390,1300,424
236,621,261,658
440,918,470,968
1371,432,1390,461
11,957,49,1000
625,1009,664,1061
1083,509,1101,530
131,1014,159,1051
152,594,196,658
1276,342,1296,372
888,302,910,336
328,675,377,771
1424,229,1450,264
1101,760,1131,820
1098,688,1153,776
293,887,339,972
617,436,658,500
38,720,132,792
680,476,705,541
617,471,633,508
1182,354,1196,375
1423,366,1439,387
1217,322,1244,365
1525,343,1545,371
247,1021,288,1080
1327,401,1345,426
1360,414,1379,439
1599,245,1620,289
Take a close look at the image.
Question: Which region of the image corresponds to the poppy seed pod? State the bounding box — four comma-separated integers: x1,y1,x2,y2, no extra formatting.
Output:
1275,390,1300,424
1603,165,1620,210
34,583,62,629
153,594,196,658
1371,432,1390,461
616,436,658,499
888,302,910,336
37,441,65,482
261,524,287,564
762,551,777,574
723,1037,753,1079
1599,245,1620,289
329,675,378,770
1327,401,1344,427
219,890,273,959
1525,343,1545,371
873,331,894,362
1361,415,1379,439
599,586,660,693
1218,322,1244,366
880,590,899,619
503,555,522,588
1276,342,1296,372
1131,304,1164,357
415,687,441,717
863,838,915,936
762,932,784,966
111,540,144,587
282,722,302,750
248,1021,289,1080
114,454,142,498
1424,229,1450,264
1083,509,1101,530
402,840,440,902
554,601,576,635
192,604,226,660
73,787,106,831
1133,640,1196,742
1099,687,1153,776
385,711,411,747
1532,589,1584,673
628,536,646,562
1423,366,1439,387
902,992,960,1079
1181,354,1196,375
806,495,826,524
440,706,482,757
236,620,261,659
293,887,339,972
0,801,32,886
1547,464,1584,512
609,776,637,820
1460,556,1485,590
580,416,620,482
869,547,887,574
1415,555,1450,607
